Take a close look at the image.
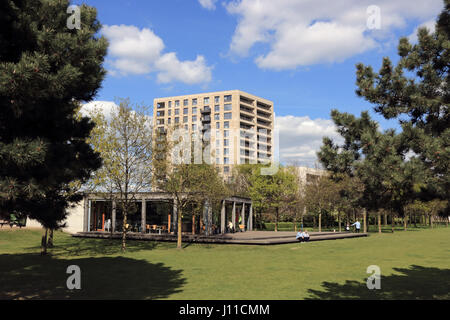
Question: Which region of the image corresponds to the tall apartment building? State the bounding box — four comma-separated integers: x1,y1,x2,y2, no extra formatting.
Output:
153,90,274,175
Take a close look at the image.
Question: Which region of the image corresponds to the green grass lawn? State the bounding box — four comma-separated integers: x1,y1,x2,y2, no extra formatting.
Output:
0,227,449,299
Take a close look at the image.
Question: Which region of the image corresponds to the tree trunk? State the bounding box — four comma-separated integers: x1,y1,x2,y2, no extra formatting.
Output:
403,215,407,231
378,211,381,234
177,206,182,249
192,215,195,235
40,228,48,255
47,229,54,248
122,206,127,252
391,212,395,233
430,215,434,229
275,207,279,232
301,213,304,232
338,213,341,232
363,208,367,233
384,212,387,226
319,213,322,232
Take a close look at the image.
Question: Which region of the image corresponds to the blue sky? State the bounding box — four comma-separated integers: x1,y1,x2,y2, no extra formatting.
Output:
80,0,444,166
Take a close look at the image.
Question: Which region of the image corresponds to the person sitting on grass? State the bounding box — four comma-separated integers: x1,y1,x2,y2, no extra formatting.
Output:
303,230,310,242
296,230,303,242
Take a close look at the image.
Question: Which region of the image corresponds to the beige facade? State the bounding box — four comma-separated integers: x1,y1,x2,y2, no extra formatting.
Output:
153,90,274,175
26,200,84,234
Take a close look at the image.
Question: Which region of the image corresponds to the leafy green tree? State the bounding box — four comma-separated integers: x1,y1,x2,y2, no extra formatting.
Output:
86,98,153,252
232,164,297,231
355,0,449,216
304,174,340,232
153,126,229,248
0,0,107,254
318,110,427,233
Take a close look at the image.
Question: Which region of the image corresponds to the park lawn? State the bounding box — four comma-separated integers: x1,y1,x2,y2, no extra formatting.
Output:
0,227,449,299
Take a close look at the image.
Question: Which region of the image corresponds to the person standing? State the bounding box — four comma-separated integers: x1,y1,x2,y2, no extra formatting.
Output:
351,221,361,233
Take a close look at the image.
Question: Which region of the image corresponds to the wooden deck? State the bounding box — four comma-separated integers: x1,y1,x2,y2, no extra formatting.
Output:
73,230,367,245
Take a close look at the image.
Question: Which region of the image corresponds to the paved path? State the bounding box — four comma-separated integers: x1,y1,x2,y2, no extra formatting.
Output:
73,230,367,245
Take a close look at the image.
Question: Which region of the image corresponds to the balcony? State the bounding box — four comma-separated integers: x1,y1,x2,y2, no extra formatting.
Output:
201,106,211,114
256,101,271,111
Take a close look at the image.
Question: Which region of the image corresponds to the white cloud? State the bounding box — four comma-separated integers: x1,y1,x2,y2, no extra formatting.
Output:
225,0,443,70
198,0,218,10
81,101,119,120
102,24,213,84
155,53,212,84
408,19,436,43
276,115,343,166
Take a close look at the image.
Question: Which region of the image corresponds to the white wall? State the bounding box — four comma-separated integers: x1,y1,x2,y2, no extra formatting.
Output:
25,201,84,234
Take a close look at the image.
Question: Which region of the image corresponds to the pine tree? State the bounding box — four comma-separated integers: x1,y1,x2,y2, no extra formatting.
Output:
355,0,449,214
0,0,107,253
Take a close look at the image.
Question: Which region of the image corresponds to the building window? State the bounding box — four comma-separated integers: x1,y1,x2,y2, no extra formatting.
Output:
192,115,197,122
215,96,220,104
224,121,230,128
216,139,220,147
192,107,197,114
224,95,232,102
223,148,229,155
168,118,171,124
175,109,180,115
203,97,210,105
183,116,188,123
216,148,220,156
168,109,172,116
183,99,188,106
168,101,172,108
224,166,229,173
224,103,232,111
192,98,197,105
214,105,220,112
184,124,188,130
175,117,179,123
224,139,229,146
214,113,220,120
223,157,229,164
192,124,197,131
157,102,165,109
216,122,220,129
175,100,180,107
183,108,188,115
224,112,232,119
224,130,229,137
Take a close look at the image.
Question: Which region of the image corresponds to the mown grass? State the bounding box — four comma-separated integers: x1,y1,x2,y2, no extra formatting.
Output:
0,227,449,299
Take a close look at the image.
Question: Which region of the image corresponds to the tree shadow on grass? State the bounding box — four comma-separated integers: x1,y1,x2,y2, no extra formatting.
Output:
26,236,177,257
0,253,186,300
307,265,450,300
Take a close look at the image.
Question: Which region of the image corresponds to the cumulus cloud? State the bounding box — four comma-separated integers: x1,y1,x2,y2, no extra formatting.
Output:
81,101,119,120
276,115,343,166
102,25,213,84
198,0,218,10
225,0,443,70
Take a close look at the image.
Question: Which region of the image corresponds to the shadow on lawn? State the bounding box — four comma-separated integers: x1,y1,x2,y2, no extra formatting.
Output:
0,253,186,300
26,236,173,257
307,265,450,300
